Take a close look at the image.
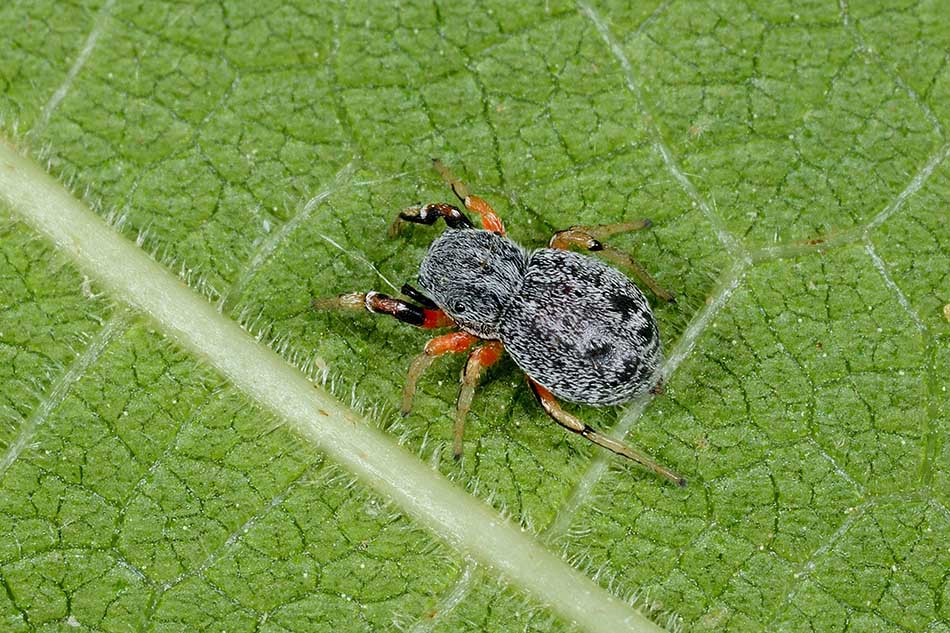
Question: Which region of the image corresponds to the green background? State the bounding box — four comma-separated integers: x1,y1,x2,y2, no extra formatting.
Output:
1,1,948,631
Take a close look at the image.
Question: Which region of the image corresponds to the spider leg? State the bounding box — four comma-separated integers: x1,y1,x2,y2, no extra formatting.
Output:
313,291,453,329
528,379,686,487
454,341,504,459
401,331,480,416
432,159,505,235
549,221,676,303
389,202,475,237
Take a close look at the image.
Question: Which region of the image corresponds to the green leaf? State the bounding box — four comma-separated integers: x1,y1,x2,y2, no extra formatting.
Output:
1,1,947,631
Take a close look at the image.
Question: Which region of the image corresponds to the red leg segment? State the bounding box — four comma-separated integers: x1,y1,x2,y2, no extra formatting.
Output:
432,159,506,235
401,331,480,415
453,341,504,458
463,195,505,234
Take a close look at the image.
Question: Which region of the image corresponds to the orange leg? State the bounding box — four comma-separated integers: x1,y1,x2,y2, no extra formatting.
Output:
401,331,480,415
432,159,505,235
550,222,675,303
463,196,505,234
528,379,686,487
453,341,504,458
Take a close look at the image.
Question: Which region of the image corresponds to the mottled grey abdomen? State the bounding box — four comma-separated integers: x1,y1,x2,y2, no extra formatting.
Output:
499,249,662,406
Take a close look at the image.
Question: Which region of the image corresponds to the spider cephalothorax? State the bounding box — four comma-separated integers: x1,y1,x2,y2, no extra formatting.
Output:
418,228,527,339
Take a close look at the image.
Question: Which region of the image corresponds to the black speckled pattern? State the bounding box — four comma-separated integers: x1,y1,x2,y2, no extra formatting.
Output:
501,249,661,405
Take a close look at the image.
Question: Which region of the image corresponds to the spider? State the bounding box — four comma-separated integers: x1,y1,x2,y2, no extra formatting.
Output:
315,161,684,486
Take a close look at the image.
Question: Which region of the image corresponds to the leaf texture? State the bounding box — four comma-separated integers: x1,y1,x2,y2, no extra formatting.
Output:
1,1,948,631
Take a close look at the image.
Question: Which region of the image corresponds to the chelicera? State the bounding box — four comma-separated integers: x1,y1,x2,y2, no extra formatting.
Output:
315,160,685,486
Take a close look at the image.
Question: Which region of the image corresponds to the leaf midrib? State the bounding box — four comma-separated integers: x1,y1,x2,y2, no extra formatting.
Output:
0,139,663,633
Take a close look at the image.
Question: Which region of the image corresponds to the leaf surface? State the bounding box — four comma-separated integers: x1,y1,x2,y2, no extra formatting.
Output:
1,1,947,631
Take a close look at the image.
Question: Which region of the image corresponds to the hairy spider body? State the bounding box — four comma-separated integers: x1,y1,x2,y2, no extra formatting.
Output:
419,228,661,406
315,160,684,486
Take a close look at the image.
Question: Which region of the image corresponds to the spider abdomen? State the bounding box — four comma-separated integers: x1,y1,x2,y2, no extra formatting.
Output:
499,248,662,406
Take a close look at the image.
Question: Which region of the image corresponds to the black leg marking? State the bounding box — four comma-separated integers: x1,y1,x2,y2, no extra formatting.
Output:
390,203,474,236
313,291,426,327
402,283,438,309
314,291,453,329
